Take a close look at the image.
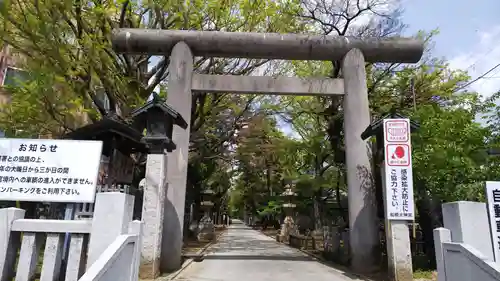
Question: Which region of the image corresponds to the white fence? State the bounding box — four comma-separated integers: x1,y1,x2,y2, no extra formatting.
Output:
75,184,130,219
434,228,500,281
0,192,141,281
434,201,500,281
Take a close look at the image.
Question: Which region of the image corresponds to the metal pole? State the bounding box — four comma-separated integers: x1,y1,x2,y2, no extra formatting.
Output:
62,203,75,258
60,203,75,281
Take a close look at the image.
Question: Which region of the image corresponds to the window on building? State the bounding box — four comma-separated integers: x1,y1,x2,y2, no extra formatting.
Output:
2,66,29,87
95,88,111,112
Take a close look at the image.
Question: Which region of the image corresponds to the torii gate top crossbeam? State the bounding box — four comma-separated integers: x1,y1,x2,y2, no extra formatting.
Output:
112,29,424,63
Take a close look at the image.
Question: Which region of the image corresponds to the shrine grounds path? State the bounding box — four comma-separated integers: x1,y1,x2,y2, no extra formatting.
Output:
173,220,366,281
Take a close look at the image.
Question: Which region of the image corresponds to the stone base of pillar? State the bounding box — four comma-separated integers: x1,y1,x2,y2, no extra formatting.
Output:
140,154,167,280
311,229,324,250
198,231,215,241
385,221,413,280
312,229,323,235
323,226,334,253
273,229,281,242
139,259,161,279
280,216,295,243
189,220,199,236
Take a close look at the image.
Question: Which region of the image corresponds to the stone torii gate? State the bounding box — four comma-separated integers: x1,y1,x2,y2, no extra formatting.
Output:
112,29,424,277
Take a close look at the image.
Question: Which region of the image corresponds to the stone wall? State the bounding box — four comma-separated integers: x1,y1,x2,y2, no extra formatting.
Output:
322,225,350,265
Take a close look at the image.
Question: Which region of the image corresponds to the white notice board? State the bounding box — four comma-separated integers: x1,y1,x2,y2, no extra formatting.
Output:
383,119,415,221
0,138,103,203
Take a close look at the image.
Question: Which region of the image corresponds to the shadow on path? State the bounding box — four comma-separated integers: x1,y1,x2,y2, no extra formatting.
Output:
199,254,316,261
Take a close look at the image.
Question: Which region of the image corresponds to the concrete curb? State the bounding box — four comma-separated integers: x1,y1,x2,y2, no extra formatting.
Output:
294,247,376,281
164,229,227,281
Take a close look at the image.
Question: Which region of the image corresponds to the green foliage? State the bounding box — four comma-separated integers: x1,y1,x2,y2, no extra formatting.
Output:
411,102,491,202
0,0,304,135
0,0,307,215
257,200,283,217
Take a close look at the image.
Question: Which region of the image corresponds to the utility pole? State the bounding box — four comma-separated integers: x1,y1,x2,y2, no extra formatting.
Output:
409,77,417,239
410,77,416,110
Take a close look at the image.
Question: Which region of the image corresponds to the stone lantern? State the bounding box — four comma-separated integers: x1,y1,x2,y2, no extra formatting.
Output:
129,93,189,279
130,92,188,153
198,188,215,241
278,181,297,242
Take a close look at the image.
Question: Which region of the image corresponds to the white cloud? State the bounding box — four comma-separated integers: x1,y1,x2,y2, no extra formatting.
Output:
277,119,300,139
350,0,400,28
449,25,500,97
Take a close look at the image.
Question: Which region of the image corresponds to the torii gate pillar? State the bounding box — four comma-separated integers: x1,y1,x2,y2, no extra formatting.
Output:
161,42,194,272
342,49,379,271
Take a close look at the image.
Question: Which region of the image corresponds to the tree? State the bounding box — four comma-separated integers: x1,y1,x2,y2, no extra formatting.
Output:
0,0,304,134
364,57,497,267
0,0,306,224
257,30,498,268
230,114,300,222
273,95,342,229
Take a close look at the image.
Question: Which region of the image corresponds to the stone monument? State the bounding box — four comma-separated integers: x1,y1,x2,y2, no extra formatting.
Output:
197,188,215,241
279,183,297,243
130,93,188,279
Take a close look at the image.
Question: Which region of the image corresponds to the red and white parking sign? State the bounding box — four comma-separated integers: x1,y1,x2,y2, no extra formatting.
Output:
383,119,414,221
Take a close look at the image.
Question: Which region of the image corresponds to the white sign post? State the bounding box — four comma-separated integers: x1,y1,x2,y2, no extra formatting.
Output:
384,119,415,220
382,118,414,281
0,138,103,203
485,181,500,264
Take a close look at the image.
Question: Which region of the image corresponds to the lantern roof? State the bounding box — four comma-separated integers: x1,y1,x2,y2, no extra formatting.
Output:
130,92,188,130
361,110,420,141
63,115,147,156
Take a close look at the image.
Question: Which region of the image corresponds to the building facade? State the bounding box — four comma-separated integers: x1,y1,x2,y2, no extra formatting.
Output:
0,45,27,104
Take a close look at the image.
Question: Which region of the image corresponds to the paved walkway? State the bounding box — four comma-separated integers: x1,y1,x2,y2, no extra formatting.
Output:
175,220,365,281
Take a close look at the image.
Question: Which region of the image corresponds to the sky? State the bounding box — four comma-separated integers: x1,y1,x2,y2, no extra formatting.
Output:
149,0,500,136
148,0,500,97
402,0,500,96
279,0,500,137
